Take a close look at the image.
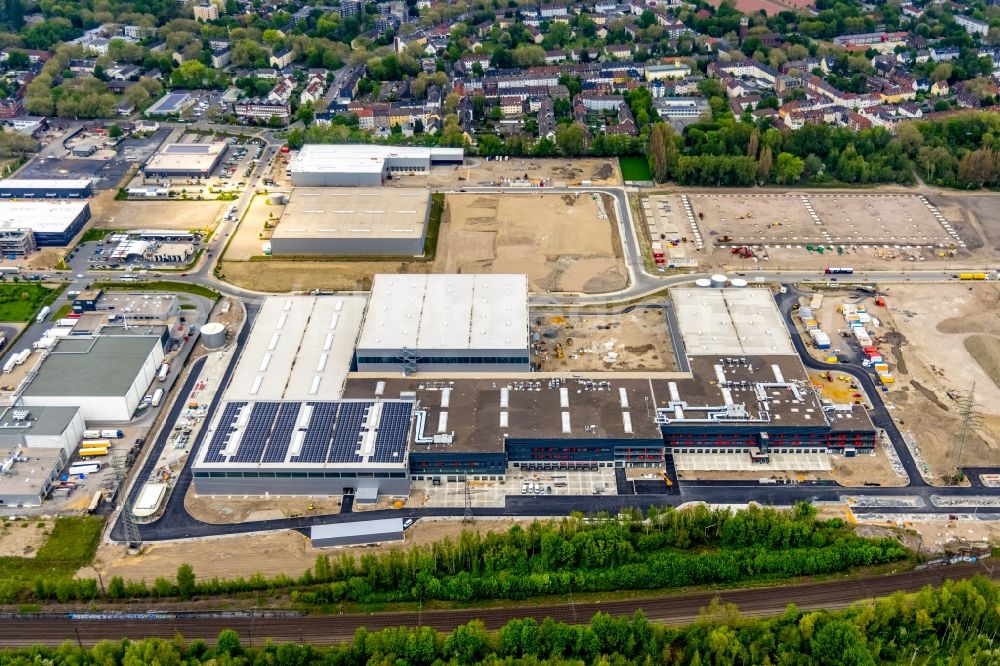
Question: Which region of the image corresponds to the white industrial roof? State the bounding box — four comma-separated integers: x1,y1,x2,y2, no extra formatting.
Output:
0,200,88,233
290,144,462,175
0,179,91,190
224,295,367,402
671,288,795,356
273,188,429,240
357,274,529,351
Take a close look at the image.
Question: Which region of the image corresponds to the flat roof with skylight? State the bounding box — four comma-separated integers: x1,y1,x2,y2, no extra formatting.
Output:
671,288,795,356
224,295,367,403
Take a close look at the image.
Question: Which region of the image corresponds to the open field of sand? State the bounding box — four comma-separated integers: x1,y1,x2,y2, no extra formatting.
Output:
88,518,537,584
436,193,626,293
871,283,1000,479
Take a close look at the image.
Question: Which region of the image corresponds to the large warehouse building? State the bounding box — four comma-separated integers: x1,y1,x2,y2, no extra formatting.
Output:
354,274,530,373
192,295,412,502
269,188,430,256
0,200,91,246
142,141,228,179
289,145,464,187
0,179,93,199
18,332,165,421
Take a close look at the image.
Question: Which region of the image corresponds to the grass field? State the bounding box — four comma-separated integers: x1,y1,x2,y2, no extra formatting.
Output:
0,517,103,601
619,156,653,181
92,280,219,300
0,282,61,322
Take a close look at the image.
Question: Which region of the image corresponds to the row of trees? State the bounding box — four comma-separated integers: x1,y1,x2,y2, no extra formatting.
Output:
643,105,1000,188
6,577,1000,665
34,504,907,607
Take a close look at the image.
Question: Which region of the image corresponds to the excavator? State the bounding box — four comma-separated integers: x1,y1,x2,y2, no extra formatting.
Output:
660,470,674,488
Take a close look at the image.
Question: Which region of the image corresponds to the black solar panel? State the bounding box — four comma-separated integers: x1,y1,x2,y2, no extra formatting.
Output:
328,401,369,463
292,402,338,463
232,402,280,463
203,401,247,463
371,401,412,463
261,402,301,463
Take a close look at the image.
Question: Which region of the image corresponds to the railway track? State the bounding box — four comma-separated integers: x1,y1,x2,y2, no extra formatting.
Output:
2,561,995,647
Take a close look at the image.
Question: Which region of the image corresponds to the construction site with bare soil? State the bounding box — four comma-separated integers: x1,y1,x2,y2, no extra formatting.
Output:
530,309,678,372
791,283,1000,484
641,191,994,274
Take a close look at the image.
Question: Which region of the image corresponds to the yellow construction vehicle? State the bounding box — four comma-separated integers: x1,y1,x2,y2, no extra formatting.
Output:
660,470,674,488
555,342,564,359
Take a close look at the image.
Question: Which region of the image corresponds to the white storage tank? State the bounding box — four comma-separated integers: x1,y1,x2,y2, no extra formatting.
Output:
710,273,728,288
695,278,712,288
268,193,288,205
730,278,748,288
200,322,226,349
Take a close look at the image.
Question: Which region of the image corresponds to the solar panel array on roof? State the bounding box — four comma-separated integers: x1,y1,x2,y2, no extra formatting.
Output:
262,402,301,463
231,402,280,463
329,402,367,463
204,401,247,463
164,144,212,154
203,400,413,466
292,402,338,463
372,402,412,463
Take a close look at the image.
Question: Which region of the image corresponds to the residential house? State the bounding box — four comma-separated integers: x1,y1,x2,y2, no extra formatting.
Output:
270,48,293,69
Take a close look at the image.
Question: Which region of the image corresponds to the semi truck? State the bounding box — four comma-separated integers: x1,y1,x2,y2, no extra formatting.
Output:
35,305,50,322
824,267,854,274
151,388,164,407
157,363,169,381
101,429,124,439
83,429,102,439
68,462,101,476
959,273,989,280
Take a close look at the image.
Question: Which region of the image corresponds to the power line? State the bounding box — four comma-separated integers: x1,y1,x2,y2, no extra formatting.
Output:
953,383,980,482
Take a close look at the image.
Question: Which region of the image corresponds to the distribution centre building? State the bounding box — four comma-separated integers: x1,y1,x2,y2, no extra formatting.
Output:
0,179,94,199
18,332,165,422
289,144,464,187
192,295,413,502
269,188,430,256
0,406,86,507
354,274,530,373
0,200,91,246
142,141,228,179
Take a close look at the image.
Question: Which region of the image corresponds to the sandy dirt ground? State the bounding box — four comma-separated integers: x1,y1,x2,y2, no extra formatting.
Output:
856,519,996,555
872,283,1000,479
225,194,283,261
829,447,909,488
436,193,626,293
680,190,992,273
88,518,538,583
531,309,677,372
425,157,621,189
218,259,432,292
185,493,346,524
93,199,226,233
0,519,48,558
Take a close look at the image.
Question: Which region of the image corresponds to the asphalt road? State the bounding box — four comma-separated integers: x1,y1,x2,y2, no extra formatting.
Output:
1,559,994,647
